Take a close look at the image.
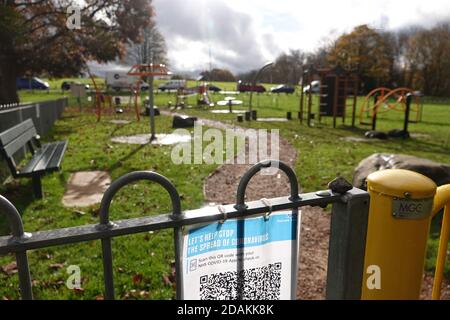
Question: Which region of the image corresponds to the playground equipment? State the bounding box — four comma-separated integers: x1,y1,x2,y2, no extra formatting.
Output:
215,97,244,113
248,62,273,111
362,169,450,300
87,70,110,122
197,83,214,107
172,87,194,109
87,69,140,122
170,84,213,110
359,87,423,131
299,66,359,128
128,64,170,141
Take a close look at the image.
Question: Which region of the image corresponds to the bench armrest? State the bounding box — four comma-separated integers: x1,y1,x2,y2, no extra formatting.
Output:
33,135,42,148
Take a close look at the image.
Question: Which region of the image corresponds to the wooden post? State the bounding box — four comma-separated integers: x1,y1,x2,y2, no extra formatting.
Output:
307,78,313,127
351,77,358,128
333,75,339,128
299,71,306,123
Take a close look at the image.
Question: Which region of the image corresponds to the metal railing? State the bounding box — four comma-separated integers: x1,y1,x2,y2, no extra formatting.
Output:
0,103,21,111
0,160,370,300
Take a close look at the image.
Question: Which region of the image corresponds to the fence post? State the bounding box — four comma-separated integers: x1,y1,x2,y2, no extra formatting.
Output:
326,189,370,300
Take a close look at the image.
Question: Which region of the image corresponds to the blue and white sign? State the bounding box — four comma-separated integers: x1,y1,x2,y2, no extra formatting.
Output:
182,211,301,300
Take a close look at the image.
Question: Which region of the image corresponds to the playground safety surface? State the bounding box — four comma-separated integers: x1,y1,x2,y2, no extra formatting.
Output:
62,171,111,207
111,133,192,145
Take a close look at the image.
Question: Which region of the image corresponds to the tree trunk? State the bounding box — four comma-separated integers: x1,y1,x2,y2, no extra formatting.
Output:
0,1,19,104
0,55,19,105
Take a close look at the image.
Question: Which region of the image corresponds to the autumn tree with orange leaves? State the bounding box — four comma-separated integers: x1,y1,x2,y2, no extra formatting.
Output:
0,0,154,104
328,25,393,91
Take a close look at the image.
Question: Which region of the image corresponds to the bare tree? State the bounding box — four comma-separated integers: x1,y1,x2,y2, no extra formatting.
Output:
124,21,168,66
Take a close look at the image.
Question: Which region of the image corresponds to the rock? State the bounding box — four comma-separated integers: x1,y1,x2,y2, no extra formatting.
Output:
328,177,353,194
172,115,197,128
353,153,450,189
388,129,410,139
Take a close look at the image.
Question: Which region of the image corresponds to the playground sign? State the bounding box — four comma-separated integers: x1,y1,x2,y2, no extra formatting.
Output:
181,211,301,300
70,83,86,98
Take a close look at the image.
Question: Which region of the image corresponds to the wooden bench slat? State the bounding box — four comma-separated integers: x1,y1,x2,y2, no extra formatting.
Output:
33,143,59,172
0,119,35,147
18,144,51,176
46,141,68,170
2,126,38,158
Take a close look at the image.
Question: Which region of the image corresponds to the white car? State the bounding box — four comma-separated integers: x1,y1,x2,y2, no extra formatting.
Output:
158,80,186,92
105,71,149,92
303,80,321,94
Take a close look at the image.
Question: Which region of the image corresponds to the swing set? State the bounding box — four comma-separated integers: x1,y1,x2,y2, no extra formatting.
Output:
127,64,171,141
88,64,170,123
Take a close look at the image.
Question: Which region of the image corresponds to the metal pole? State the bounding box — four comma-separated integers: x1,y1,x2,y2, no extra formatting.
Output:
149,76,156,141
299,71,306,123
351,78,358,128
249,62,273,111
0,196,33,300
234,160,301,300
404,93,412,134
362,169,436,299
372,93,379,131
307,77,313,127
97,171,182,300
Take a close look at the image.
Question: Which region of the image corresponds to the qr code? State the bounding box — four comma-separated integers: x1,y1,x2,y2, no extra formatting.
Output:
199,262,282,300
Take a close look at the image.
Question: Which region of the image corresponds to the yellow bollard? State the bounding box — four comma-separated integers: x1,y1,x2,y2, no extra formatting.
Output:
362,169,437,300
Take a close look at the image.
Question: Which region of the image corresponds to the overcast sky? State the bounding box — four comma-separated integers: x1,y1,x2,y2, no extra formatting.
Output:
152,0,450,74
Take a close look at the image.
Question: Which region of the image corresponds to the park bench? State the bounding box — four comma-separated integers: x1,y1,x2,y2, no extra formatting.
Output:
0,119,68,198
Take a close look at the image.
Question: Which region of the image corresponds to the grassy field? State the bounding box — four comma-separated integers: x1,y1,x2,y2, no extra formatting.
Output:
2,79,449,299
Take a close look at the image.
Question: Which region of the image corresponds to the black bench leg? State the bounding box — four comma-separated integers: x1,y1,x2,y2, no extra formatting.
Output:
32,175,44,199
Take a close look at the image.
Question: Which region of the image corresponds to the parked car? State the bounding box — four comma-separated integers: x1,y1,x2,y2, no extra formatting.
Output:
61,81,90,91
208,84,222,92
105,71,149,92
303,80,321,94
271,84,295,94
237,81,266,93
158,80,186,92
16,77,49,90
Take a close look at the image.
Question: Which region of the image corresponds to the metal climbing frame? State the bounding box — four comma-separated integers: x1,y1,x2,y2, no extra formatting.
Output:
0,160,370,300
359,87,423,129
299,66,359,128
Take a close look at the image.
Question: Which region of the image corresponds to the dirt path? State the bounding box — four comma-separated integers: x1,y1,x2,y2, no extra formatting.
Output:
163,111,449,300
167,111,332,299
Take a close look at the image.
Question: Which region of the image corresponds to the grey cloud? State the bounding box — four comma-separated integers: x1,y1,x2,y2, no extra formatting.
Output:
154,0,281,72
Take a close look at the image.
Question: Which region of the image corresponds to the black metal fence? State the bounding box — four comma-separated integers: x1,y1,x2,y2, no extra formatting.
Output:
0,160,370,300
0,99,68,181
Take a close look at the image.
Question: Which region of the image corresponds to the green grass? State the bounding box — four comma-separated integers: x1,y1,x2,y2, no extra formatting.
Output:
2,80,450,299
155,89,450,280
0,112,219,299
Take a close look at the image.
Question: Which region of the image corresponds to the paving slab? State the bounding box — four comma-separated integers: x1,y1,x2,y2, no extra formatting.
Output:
63,171,111,207
210,110,247,114
256,118,289,122
111,133,192,145
109,120,131,125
